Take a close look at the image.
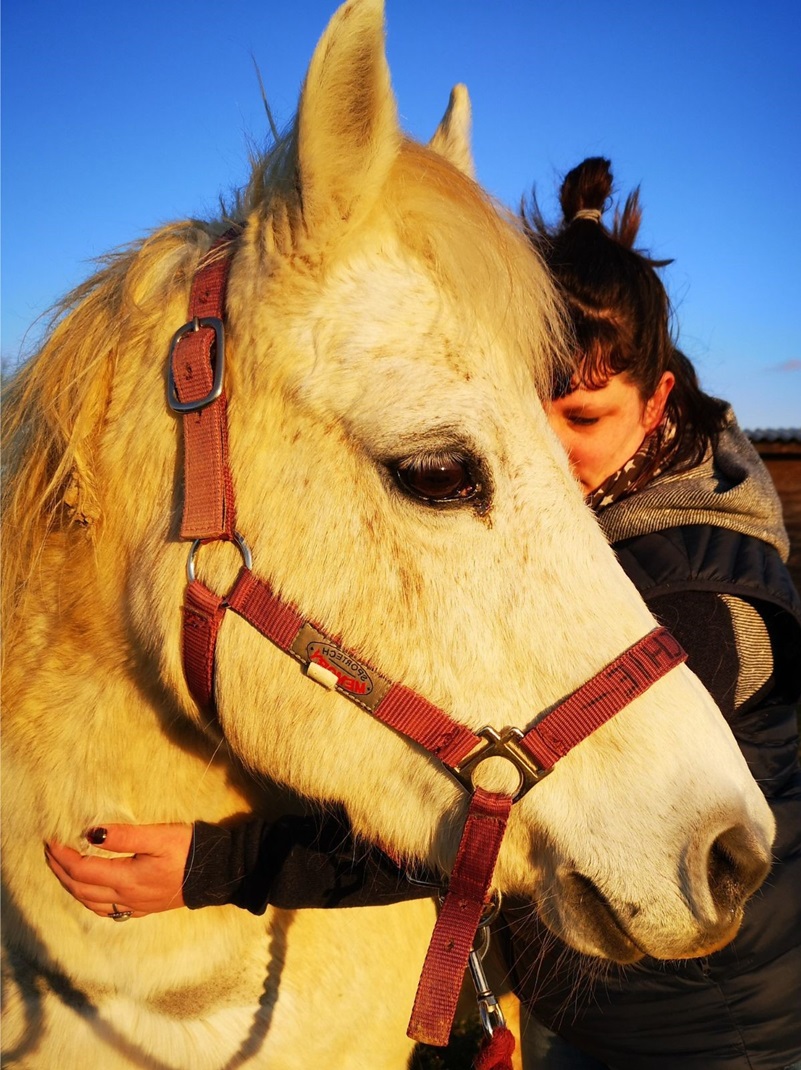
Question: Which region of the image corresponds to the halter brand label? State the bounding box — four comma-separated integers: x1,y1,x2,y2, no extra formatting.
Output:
308,644,373,695
291,623,393,712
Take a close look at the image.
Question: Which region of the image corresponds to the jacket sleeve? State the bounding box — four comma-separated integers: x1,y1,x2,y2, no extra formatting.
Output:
648,590,744,716
183,813,437,914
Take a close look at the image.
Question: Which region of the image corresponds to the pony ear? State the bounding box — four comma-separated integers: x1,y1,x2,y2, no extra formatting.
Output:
428,84,475,179
295,0,400,234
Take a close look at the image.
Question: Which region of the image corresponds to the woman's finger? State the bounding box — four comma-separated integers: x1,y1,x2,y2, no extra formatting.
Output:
45,842,134,888
45,852,143,919
45,848,119,904
81,823,192,858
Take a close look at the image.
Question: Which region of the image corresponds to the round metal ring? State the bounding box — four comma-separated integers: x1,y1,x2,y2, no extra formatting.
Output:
186,531,253,583
477,890,502,929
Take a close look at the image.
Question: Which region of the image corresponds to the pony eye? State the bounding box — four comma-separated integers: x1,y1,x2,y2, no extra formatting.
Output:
393,453,479,504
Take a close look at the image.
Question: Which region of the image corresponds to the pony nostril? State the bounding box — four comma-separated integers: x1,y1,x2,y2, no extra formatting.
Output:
707,826,771,914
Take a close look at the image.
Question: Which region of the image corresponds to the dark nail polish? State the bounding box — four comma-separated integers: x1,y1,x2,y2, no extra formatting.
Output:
86,827,107,845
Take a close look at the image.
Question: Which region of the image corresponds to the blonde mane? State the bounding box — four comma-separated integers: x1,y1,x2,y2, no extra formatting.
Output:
2,225,196,640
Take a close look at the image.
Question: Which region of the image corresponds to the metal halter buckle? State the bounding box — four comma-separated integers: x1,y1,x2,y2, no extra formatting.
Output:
451,726,548,803
167,317,225,412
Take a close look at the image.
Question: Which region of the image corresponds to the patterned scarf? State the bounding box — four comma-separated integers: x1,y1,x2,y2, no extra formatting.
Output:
586,418,675,513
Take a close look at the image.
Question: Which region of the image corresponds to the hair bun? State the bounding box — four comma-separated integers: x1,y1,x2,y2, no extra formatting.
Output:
560,157,613,224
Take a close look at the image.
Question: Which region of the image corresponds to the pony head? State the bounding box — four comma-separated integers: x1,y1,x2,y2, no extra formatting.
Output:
3,0,772,979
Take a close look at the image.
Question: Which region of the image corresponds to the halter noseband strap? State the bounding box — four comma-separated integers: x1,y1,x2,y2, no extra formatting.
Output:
169,236,687,1047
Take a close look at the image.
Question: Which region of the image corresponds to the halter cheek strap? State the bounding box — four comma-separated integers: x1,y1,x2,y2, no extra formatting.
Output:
168,240,238,541
181,559,685,797
169,236,687,1048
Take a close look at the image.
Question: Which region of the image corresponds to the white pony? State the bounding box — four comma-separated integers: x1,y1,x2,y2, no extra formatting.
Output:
1,2,774,1067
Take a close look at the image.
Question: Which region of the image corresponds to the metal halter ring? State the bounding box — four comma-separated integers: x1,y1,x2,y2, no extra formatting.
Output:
477,890,502,930
451,726,548,803
186,532,253,584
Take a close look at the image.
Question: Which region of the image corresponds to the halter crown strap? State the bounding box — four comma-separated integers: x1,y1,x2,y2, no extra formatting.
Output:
169,234,238,540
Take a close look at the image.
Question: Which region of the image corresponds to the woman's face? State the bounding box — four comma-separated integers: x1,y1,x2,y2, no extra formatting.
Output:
548,371,674,494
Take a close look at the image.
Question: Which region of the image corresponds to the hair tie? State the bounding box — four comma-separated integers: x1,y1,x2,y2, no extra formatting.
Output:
572,208,603,223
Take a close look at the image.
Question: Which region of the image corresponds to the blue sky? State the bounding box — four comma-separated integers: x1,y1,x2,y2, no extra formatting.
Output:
3,0,799,429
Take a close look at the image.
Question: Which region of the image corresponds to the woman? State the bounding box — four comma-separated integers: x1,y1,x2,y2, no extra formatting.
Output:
46,158,801,1069
503,157,801,1070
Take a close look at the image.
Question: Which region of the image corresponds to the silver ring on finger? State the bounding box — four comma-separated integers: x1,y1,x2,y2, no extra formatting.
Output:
108,902,133,922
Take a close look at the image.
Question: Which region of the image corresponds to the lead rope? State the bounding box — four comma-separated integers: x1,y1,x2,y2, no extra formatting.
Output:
168,236,688,1060
474,1026,516,1070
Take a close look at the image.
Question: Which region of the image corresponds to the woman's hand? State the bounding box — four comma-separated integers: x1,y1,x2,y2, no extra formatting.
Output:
45,823,193,920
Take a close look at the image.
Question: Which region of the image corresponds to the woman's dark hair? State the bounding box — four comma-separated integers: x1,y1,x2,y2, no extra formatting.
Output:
523,157,727,476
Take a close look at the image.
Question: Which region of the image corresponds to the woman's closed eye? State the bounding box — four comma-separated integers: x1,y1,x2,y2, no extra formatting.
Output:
566,414,601,427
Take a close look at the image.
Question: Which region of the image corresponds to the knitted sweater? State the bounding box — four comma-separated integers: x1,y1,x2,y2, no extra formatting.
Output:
598,408,789,559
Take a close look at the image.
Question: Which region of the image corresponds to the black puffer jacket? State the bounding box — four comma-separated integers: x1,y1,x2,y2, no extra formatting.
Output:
503,523,801,1070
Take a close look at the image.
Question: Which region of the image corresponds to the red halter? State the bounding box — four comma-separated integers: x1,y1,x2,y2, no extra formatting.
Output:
169,234,686,1047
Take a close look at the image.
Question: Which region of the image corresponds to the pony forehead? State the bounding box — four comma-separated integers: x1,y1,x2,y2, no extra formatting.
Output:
315,141,566,392
247,132,540,284
390,143,535,272
387,143,565,393
240,132,566,395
